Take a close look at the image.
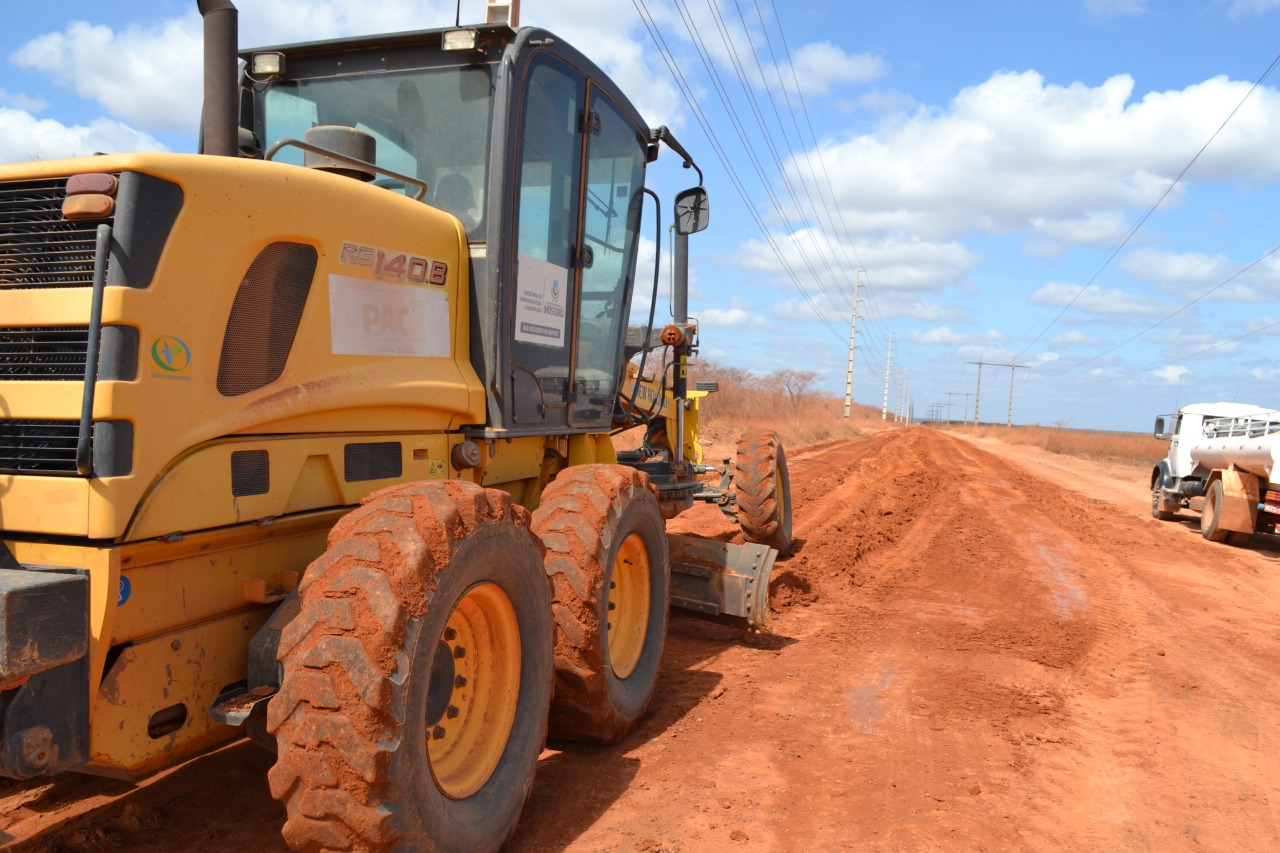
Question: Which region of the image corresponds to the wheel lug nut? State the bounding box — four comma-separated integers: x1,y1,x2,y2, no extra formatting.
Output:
446,705,460,719
454,675,467,688
443,627,457,641
610,581,616,590
454,646,467,659
432,726,446,740
608,602,616,611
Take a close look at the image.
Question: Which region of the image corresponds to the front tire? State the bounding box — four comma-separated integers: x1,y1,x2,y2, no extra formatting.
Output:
531,465,670,743
733,429,793,554
1151,487,1178,520
268,481,553,853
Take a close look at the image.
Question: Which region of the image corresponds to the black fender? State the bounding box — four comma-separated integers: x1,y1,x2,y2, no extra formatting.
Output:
1152,460,1177,491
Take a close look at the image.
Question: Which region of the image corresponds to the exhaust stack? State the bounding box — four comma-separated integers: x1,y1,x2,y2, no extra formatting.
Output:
198,0,239,157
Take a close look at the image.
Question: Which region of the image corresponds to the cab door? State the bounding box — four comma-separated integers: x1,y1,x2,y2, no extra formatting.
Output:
568,87,648,428
507,48,649,434
509,56,583,430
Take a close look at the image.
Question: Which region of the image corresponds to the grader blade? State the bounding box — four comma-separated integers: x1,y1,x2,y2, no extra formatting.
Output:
667,534,776,633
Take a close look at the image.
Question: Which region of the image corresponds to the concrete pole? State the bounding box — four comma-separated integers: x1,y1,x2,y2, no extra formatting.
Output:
881,332,893,420
842,271,863,419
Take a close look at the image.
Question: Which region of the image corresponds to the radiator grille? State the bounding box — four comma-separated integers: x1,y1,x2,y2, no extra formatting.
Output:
0,326,90,380
0,178,108,290
0,419,79,474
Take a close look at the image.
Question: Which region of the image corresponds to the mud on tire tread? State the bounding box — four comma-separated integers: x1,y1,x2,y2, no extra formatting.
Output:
267,480,553,853
733,429,793,554
531,465,670,744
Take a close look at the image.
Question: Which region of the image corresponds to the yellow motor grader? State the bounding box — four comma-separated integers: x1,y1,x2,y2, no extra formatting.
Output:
0,1,792,850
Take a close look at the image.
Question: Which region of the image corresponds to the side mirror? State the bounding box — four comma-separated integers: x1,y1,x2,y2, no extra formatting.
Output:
674,186,709,235
1153,416,1168,439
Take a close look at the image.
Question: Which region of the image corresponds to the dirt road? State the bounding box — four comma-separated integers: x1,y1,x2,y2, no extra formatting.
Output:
5,427,1280,851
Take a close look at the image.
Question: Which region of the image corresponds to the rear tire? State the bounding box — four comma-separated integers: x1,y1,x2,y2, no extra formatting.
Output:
531,465,670,743
268,481,553,853
1201,479,1231,543
733,429,793,554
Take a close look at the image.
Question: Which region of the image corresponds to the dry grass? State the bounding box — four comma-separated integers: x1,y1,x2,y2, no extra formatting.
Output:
688,359,887,451
686,360,1161,468
928,422,1161,468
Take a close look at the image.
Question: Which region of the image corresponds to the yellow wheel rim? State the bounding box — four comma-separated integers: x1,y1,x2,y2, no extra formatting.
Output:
426,582,521,799
607,533,650,679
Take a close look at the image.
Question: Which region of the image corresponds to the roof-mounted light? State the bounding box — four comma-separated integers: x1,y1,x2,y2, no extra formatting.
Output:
251,51,285,77
442,29,478,51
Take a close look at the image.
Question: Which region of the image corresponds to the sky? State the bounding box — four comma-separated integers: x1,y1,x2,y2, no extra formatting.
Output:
3,0,1280,431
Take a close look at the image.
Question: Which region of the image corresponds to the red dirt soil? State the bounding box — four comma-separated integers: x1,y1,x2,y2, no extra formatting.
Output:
4,427,1280,851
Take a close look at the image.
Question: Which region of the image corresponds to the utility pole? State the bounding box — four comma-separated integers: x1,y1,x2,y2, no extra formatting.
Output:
896,370,905,423
967,357,985,424
967,360,1029,427
881,332,893,420
843,270,863,420
1005,363,1030,427
946,391,973,424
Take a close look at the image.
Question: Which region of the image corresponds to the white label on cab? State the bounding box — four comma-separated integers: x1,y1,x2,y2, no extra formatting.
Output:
329,274,450,358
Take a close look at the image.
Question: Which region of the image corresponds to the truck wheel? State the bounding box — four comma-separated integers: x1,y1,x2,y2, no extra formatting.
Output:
268,481,553,853
1151,488,1178,521
531,465,670,743
733,429,793,554
1201,479,1232,543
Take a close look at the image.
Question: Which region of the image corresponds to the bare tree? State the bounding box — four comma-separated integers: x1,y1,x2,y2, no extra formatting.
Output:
768,368,819,406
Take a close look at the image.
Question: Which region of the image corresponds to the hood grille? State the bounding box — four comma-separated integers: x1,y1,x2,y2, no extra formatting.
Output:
0,419,79,474
0,178,108,289
0,326,90,380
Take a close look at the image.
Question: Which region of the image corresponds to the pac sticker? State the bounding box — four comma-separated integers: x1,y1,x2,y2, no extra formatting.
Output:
117,575,132,607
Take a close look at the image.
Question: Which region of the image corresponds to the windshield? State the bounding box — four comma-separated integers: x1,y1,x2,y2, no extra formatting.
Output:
262,65,495,240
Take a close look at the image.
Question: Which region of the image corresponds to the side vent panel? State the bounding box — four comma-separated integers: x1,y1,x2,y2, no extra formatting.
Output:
344,442,402,483
217,242,317,397
231,450,270,497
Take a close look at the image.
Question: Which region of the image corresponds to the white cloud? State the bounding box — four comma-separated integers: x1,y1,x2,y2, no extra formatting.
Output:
0,107,166,161
1030,211,1129,247
12,17,204,133
0,88,47,113
770,43,887,96
790,71,1280,242
1049,329,1103,346
699,306,770,329
907,326,1005,346
734,230,978,295
1119,247,1230,285
1029,282,1167,317
1085,0,1148,21
1153,365,1188,384
1227,0,1280,19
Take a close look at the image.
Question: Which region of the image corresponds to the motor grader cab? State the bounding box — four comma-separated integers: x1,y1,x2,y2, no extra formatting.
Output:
0,2,792,850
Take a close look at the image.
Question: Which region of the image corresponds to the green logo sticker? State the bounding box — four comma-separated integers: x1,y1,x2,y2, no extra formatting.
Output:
151,336,192,373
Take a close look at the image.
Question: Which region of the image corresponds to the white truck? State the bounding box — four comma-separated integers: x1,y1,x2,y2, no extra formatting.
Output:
1151,402,1280,544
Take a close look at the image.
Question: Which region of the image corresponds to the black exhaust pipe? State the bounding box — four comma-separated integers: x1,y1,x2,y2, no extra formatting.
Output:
198,0,238,157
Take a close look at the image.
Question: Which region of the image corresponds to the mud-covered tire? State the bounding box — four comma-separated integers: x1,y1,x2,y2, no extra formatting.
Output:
733,429,793,554
267,481,553,853
1201,479,1231,542
531,465,669,744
